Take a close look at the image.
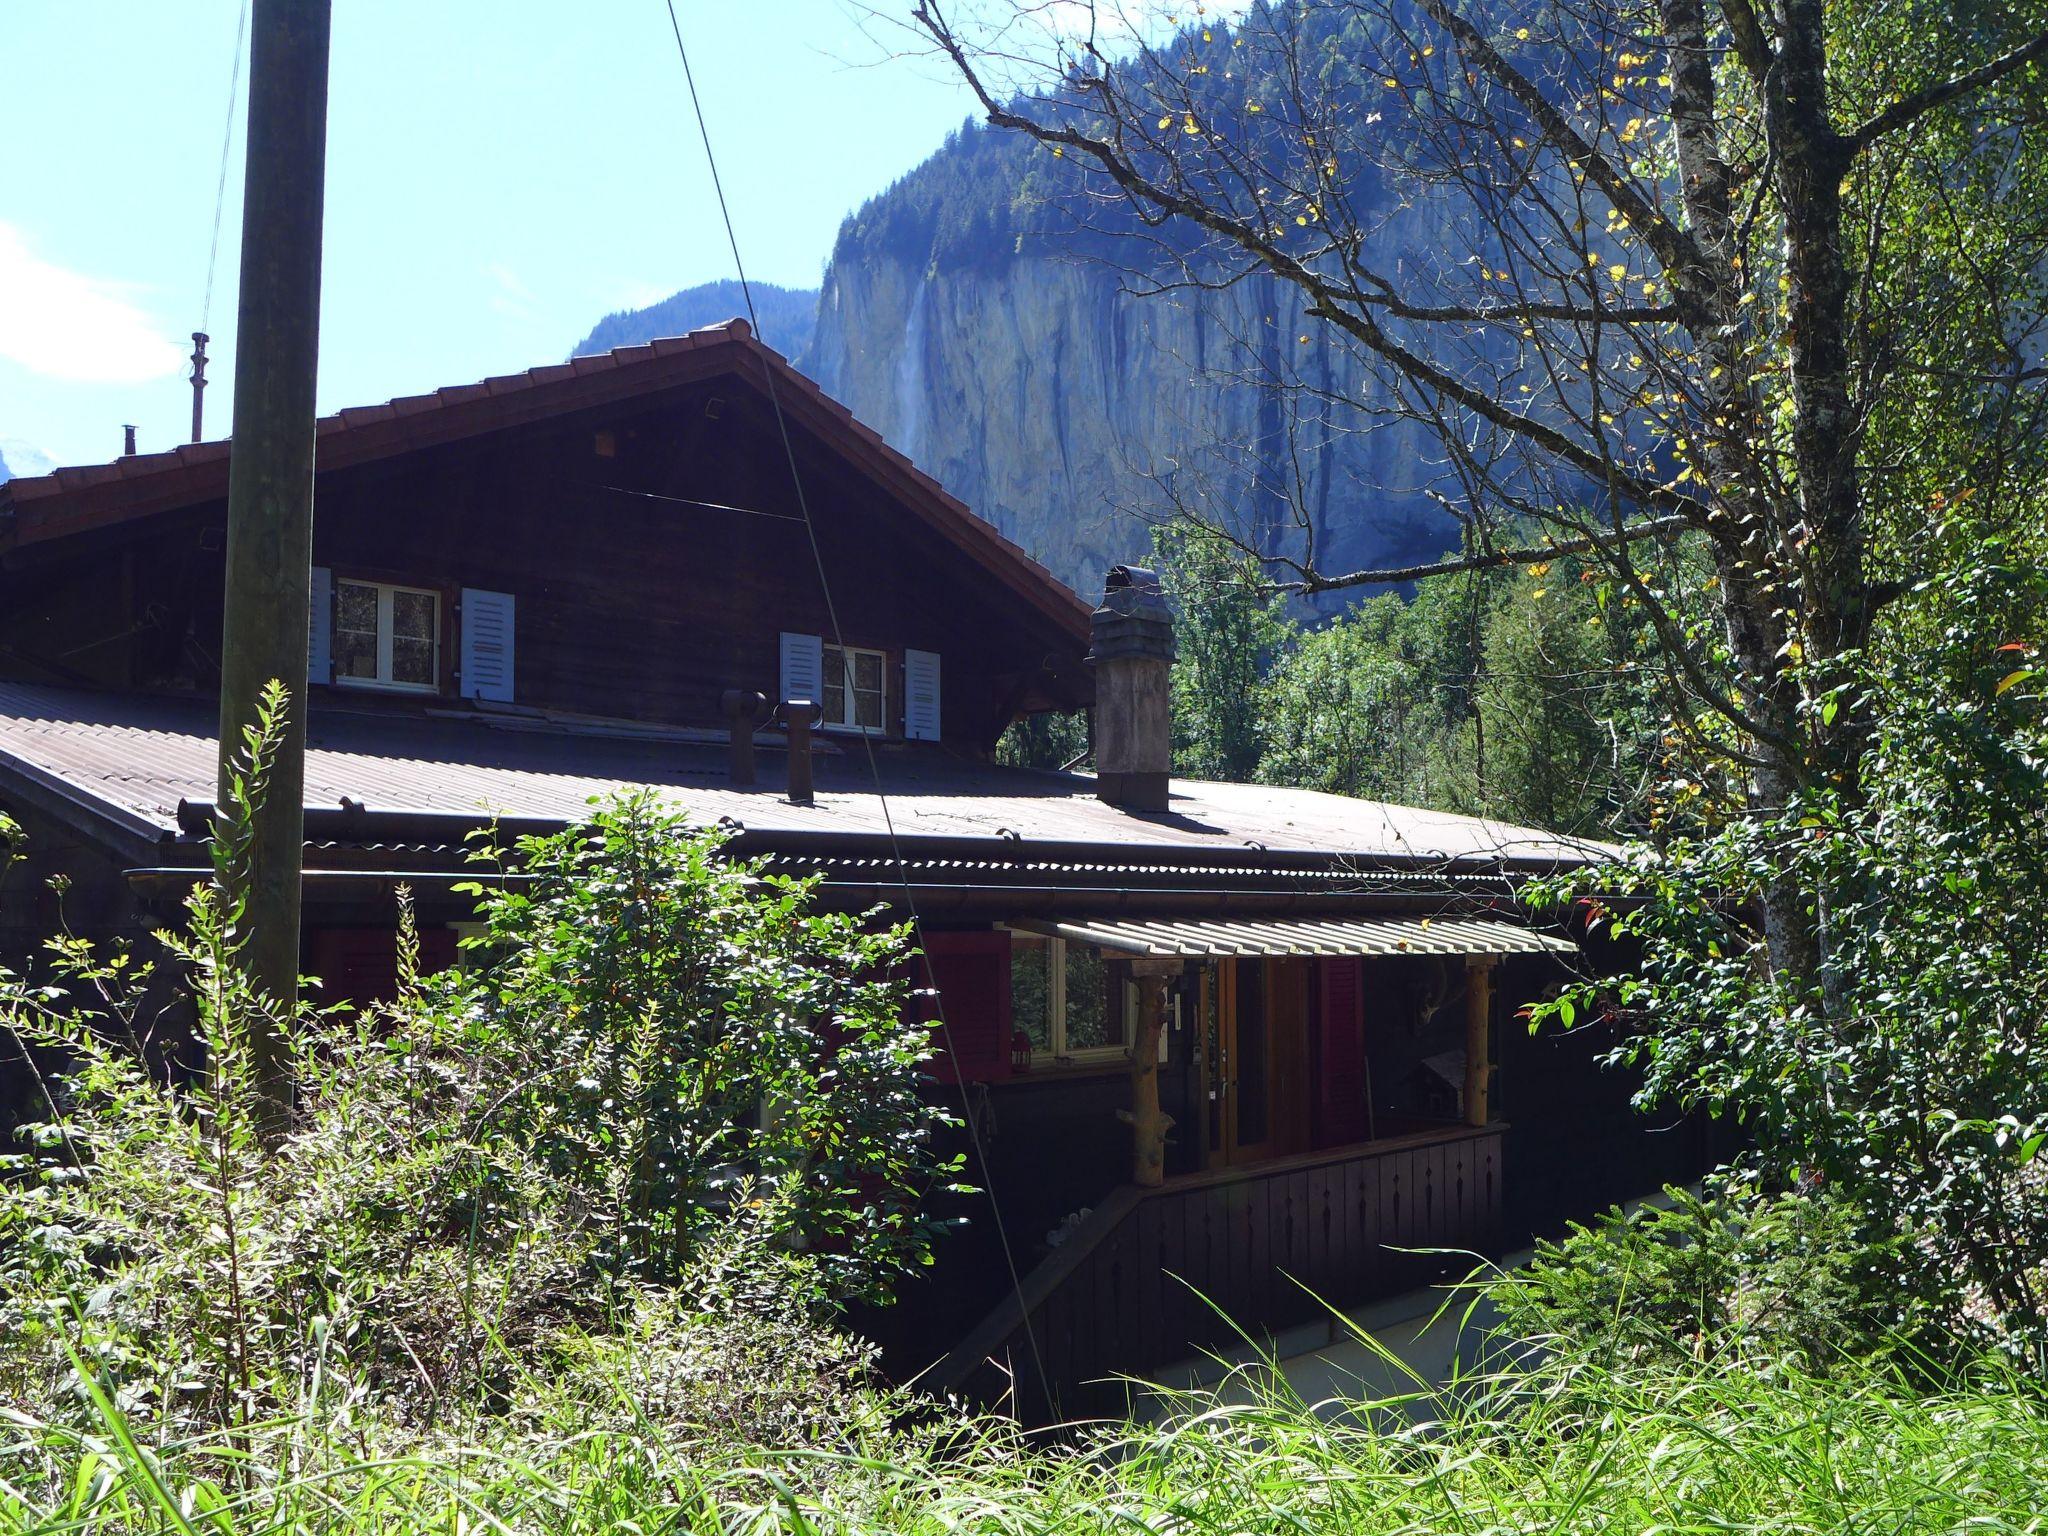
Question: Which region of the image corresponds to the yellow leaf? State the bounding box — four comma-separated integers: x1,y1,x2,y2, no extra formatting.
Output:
1384,76,1400,87
1158,115,1173,130
1997,669,2034,696
1609,263,1627,282
1516,26,1531,39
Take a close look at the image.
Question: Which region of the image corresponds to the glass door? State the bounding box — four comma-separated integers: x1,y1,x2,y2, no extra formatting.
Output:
1207,958,1279,1165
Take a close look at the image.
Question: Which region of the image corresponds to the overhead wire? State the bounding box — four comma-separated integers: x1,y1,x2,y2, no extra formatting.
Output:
201,0,251,334
658,0,1055,1414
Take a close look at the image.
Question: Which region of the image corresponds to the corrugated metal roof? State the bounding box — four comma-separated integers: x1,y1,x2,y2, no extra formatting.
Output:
1021,915,1576,958
0,681,1616,872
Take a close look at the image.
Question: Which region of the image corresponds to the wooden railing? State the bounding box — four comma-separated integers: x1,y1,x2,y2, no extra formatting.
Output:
933,1122,1505,1423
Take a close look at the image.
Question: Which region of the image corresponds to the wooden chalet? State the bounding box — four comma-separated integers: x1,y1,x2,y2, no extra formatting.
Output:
0,320,1702,1419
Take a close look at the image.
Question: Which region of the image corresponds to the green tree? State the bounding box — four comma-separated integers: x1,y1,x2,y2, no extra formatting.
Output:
1154,521,1289,781
1535,523,2048,1360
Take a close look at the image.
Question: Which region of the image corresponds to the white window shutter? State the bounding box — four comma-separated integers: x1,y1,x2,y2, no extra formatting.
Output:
308,566,333,684
460,588,516,702
779,631,823,707
904,647,942,741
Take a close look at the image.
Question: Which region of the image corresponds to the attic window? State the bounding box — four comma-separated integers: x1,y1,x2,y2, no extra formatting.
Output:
335,579,440,692
821,643,886,734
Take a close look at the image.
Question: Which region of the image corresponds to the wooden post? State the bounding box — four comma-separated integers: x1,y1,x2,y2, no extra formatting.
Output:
1127,958,1183,1186
215,0,332,1142
1463,957,1494,1127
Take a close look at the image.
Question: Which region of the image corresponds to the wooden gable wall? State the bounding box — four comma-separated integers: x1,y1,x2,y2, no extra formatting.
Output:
0,380,1089,752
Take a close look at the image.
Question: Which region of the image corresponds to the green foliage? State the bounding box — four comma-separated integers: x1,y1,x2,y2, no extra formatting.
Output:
1493,1181,1916,1373
6,1334,2048,1533
0,704,952,1439
1154,522,1288,781
995,707,1087,769
1137,520,1672,835
458,795,962,1300
1529,523,2048,1360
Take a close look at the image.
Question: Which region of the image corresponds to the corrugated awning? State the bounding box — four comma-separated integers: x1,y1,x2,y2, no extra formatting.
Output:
1017,914,1575,959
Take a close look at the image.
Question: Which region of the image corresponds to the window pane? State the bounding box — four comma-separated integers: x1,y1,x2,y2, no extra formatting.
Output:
391,588,436,641
391,637,435,686
820,645,850,726
1009,935,1051,1050
853,677,884,730
1063,944,1110,1051
335,582,379,680
852,649,884,729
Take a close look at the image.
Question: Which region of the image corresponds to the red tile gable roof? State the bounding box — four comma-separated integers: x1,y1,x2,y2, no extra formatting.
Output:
0,320,1092,643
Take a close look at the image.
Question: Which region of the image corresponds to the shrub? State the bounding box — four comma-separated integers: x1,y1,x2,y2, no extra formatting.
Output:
1490,1181,1920,1372
0,690,955,1439
456,793,963,1300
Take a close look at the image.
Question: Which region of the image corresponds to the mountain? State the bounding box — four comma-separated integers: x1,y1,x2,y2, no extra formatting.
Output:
575,10,1510,599
572,280,817,361
801,18,1475,599
0,438,54,487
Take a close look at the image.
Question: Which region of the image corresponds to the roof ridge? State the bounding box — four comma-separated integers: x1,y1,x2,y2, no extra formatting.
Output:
0,317,1089,635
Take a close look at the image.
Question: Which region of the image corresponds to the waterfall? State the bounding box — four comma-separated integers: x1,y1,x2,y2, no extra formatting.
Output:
892,272,932,465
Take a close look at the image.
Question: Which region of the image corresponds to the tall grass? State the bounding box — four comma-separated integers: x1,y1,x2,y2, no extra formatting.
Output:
5,1345,2044,1534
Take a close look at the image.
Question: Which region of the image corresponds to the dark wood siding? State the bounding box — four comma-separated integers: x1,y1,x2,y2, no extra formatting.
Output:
0,381,1089,751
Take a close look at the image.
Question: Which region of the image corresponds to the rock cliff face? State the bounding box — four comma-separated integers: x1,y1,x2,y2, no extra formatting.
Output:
808,250,1459,598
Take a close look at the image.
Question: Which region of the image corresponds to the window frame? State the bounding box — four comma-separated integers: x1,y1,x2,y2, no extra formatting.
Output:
1006,930,1134,1065
819,640,889,736
332,577,443,695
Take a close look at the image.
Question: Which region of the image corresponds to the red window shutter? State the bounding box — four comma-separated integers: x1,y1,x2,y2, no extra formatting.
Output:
1316,956,1369,1146
913,930,1013,1083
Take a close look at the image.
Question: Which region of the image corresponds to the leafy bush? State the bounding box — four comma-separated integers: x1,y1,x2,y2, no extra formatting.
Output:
1530,525,2048,1361
1491,1182,1917,1372
0,694,954,1439
457,793,963,1300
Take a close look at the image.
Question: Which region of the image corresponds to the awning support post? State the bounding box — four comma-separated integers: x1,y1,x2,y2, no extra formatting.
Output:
1464,956,1495,1127
1125,957,1184,1187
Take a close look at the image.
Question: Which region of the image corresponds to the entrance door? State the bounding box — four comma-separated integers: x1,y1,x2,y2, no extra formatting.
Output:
1206,958,1281,1165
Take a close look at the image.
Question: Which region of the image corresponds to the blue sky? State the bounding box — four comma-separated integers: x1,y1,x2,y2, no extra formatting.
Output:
0,2,980,471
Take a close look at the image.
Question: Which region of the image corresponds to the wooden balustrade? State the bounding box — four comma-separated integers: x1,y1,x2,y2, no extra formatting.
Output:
933,1121,1505,1423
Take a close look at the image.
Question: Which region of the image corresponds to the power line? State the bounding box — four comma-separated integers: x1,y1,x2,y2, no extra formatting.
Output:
659,0,1054,1415
201,0,250,333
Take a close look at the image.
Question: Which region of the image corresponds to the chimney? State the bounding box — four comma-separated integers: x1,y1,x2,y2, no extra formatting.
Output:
721,689,768,786
189,332,210,443
122,424,139,456
1088,564,1175,811
776,698,821,805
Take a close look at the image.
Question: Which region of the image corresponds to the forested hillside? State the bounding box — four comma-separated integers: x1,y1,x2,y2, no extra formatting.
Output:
572,279,817,360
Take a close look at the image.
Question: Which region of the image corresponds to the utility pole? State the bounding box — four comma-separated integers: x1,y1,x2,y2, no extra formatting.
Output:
216,0,331,1141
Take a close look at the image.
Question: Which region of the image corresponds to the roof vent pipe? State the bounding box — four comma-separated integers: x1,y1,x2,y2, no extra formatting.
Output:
189,332,210,443
776,698,822,805
721,689,768,786
1087,564,1175,812
122,424,138,457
